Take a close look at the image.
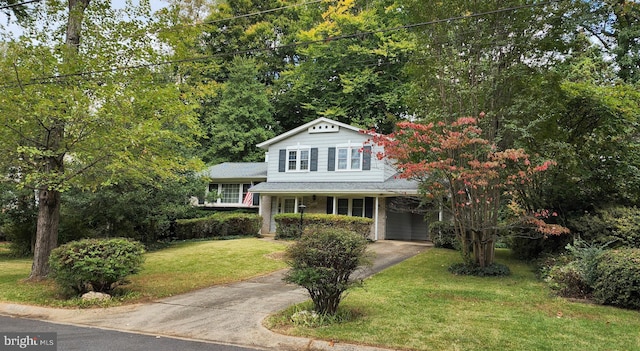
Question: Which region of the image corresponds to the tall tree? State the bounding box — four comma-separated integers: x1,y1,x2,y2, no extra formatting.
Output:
0,0,202,279
202,56,276,164
576,0,640,83
275,0,414,132
404,0,576,145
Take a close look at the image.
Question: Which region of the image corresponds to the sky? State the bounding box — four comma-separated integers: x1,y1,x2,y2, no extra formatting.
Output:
1,0,169,39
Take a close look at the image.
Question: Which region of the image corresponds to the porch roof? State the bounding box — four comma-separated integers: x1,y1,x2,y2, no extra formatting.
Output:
249,175,419,196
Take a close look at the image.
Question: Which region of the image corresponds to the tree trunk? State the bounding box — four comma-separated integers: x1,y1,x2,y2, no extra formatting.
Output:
28,0,90,280
28,189,61,280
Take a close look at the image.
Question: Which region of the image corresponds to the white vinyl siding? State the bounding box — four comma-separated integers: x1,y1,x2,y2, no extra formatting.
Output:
266,128,383,182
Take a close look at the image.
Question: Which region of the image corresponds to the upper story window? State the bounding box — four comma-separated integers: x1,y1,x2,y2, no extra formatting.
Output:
327,144,372,172
279,146,318,173
337,146,362,171
288,148,310,171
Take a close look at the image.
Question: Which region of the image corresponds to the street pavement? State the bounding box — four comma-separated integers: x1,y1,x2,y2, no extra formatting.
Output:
0,315,261,351
0,239,430,351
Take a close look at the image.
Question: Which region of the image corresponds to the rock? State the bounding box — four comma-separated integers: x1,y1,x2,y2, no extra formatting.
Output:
81,291,111,301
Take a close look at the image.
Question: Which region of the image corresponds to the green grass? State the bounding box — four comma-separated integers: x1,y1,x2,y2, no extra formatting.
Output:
267,248,640,351
0,238,287,307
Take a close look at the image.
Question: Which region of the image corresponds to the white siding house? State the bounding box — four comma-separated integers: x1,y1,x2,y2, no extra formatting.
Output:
203,118,430,241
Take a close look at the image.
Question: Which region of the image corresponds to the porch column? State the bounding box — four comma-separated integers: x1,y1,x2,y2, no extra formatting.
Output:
374,196,379,241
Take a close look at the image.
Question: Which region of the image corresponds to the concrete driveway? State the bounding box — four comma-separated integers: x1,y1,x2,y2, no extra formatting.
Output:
0,239,430,351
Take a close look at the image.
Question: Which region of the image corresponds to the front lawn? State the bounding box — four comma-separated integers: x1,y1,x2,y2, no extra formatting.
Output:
0,238,287,307
267,248,640,351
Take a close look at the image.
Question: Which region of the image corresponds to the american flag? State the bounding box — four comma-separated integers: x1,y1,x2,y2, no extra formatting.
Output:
243,192,253,206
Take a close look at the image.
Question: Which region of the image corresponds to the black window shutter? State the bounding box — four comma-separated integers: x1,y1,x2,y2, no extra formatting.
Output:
362,146,372,170
326,196,334,214
328,147,336,171
365,197,374,218
278,149,286,172
253,193,260,206
310,148,318,171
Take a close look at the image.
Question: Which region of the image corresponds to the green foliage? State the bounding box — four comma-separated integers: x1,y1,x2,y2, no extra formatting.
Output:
49,238,145,296
284,228,371,315
175,212,262,240
274,213,373,240
429,221,458,250
569,206,640,249
201,57,276,164
508,231,571,260
58,175,207,244
0,185,37,257
593,249,640,310
448,262,511,277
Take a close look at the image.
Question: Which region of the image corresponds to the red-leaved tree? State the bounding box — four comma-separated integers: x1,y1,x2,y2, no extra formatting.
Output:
370,114,569,267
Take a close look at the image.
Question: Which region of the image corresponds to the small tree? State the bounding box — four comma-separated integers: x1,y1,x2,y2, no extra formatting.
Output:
284,228,371,315
371,114,568,268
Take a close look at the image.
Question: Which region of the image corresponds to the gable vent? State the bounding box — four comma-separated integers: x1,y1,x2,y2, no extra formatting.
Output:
308,122,340,134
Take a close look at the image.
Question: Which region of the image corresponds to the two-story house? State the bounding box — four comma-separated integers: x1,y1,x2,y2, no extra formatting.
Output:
202,117,430,241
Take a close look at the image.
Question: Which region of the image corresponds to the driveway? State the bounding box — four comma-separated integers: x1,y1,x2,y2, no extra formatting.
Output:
0,240,430,351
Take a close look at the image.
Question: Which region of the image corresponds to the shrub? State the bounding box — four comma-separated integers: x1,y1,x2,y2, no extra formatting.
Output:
175,212,261,240
508,230,571,260
284,228,372,315
544,262,593,299
429,221,458,250
49,238,145,296
275,213,373,240
593,248,640,310
448,262,511,277
569,206,640,249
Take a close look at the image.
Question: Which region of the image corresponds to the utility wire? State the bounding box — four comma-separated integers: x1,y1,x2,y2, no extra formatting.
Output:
0,0,42,10
2,0,564,88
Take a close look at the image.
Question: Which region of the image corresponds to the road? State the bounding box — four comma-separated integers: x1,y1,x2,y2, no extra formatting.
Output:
0,315,263,351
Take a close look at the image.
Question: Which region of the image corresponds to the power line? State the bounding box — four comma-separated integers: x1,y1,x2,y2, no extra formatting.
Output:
2,0,565,88
0,0,42,11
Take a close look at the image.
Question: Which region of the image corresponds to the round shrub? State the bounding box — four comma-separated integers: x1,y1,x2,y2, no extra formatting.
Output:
593,248,640,310
284,228,372,315
49,238,145,296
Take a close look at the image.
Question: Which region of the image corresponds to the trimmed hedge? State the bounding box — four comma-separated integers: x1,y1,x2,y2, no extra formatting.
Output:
274,213,373,240
49,238,145,296
175,212,261,240
593,248,640,310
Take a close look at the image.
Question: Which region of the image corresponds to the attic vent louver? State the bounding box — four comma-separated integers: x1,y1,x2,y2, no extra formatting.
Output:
309,122,339,134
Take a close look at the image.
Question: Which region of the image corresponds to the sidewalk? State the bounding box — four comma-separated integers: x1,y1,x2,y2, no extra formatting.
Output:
0,240,430,351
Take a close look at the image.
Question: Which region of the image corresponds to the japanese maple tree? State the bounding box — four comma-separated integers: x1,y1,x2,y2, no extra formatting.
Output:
370,114,568,267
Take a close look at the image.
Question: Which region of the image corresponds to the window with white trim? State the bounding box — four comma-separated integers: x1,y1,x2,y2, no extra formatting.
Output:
336,198,366,217
287,147,310,172
208,183,256,205
336,144,362,171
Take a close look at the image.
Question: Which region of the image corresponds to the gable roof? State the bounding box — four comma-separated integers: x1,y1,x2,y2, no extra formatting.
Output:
256,117,365,149
202,162,267,180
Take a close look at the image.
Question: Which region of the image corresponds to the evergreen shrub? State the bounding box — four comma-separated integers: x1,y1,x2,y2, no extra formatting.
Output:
175,212,261,239
274,213,372,239
284,228,372,315
593,248,640,310
49,238,145,296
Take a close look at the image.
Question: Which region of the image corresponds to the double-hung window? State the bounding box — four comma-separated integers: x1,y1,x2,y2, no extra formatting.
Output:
336,144,362,171
287,147,310,172
335,198,366,217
